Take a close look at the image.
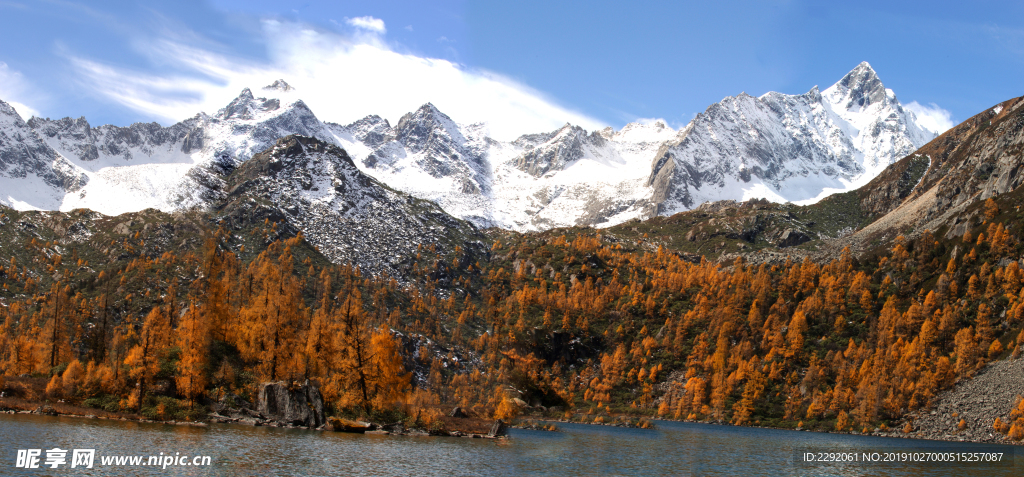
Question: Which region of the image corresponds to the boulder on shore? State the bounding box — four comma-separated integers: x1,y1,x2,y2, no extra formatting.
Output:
256,380,325,428
327,417,372,433
488,419,507,437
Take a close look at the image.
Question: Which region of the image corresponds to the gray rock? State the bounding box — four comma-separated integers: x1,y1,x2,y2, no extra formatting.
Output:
900,357,1024,443
256,380,325,428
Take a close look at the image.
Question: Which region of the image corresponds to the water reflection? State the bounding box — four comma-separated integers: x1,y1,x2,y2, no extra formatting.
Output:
0,414,1018,476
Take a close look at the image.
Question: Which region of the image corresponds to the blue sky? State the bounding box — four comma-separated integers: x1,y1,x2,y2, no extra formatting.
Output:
0,0,1021,139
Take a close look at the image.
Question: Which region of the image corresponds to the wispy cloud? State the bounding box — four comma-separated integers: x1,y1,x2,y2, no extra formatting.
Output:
64,18,605,140
0,62,42,120
345,16,385,34
905,101,954,135
66,54,237,123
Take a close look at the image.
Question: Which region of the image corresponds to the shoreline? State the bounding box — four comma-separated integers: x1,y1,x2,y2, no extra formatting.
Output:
4,403,1022,448
0,398,507,439
6,396,1022,446
519,414,1024,446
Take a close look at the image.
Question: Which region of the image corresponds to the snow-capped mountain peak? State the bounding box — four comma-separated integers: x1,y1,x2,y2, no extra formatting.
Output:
646,62,938,216
0,62,941,234
216,88,282,121
826,61,889,111
263,79,295,92
395,102,468,152
611,120,676,143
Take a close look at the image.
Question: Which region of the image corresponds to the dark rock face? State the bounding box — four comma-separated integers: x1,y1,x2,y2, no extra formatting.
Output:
777,228,811,248
345,115,392,150
395,104,462,156
488,419,507,437
256,380,325,428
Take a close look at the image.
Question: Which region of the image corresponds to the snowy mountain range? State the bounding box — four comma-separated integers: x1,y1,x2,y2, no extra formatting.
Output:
0,62,937,232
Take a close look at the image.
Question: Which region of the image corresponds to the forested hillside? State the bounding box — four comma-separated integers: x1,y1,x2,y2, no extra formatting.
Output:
2,97,1024,438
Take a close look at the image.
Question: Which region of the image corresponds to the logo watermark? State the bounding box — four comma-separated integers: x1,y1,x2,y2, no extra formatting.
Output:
15,448,211,470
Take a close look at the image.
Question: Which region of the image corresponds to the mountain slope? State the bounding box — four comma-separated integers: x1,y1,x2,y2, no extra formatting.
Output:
213,135,487,277
594,95,1024,266
0,102,86,209
845,95,1024,246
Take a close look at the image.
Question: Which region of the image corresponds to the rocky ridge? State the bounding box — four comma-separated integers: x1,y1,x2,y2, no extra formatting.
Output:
214,135,489,278
825,95,1024,254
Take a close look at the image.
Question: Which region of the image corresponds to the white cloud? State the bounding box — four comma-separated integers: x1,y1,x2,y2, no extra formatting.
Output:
65,19,605,140
905,101,954,135
345,16,385,34
0,62,42,120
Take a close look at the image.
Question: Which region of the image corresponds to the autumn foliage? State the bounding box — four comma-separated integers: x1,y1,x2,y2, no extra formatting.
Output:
1,209,1024,430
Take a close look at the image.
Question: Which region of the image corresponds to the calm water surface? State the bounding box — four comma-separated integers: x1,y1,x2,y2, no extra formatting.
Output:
1,413,1019,476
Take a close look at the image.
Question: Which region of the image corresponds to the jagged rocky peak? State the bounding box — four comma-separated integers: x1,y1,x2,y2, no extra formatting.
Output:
345,114,393,148
263,79,294,92
400,103,455,129
803,85,823,102
512,128,559,149
514,122,588,147
396,102,444,127
512,122,590,177
27,116,93,139
828,61,888,110
347,114,391,130
393,103,468,160
217,88,282,120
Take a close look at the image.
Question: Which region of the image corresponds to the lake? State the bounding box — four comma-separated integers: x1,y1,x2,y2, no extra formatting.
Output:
1,413,1019,476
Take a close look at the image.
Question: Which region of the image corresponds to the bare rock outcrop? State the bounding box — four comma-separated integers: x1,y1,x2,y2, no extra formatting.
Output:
256,380,325,428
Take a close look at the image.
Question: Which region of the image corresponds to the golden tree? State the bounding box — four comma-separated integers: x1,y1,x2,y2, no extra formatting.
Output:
176,303,209,407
